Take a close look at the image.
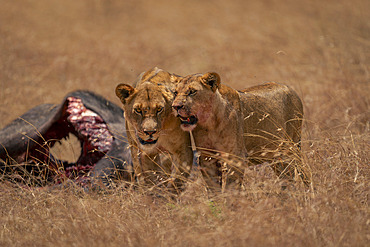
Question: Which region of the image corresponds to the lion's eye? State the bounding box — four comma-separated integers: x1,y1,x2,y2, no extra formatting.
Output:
134,108,142,114
188,89,197,96
157,107,164,114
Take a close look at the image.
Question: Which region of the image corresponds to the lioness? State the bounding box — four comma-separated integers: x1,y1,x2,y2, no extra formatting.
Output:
115,68,193,190
172,72,305,186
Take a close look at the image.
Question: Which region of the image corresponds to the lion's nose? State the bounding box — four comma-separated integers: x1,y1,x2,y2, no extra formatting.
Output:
172,104,183,111
144,130,157,136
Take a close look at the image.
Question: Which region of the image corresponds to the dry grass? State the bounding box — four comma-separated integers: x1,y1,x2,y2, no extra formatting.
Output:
0,0,369,246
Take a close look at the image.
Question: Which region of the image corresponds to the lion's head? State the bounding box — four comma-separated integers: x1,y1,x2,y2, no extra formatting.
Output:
116,68,181,151
172,72,221,131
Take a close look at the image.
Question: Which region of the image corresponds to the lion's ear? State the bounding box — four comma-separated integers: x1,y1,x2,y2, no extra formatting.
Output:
201,72,221,92
170,73,182,83
115,84,136,104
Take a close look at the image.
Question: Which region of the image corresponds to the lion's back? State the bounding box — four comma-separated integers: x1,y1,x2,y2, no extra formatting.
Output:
239,82,303,153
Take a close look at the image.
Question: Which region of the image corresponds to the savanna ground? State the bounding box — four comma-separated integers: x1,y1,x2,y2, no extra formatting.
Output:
0,0,369,246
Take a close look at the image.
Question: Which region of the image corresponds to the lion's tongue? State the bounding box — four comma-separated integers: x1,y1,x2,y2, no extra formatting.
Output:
181,115,198,125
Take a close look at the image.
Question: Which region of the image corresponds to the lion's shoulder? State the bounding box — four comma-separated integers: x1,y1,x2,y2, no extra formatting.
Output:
218,84,243,110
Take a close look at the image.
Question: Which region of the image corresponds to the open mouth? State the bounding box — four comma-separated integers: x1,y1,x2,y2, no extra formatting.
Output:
178,115,198,125
138,136,158,145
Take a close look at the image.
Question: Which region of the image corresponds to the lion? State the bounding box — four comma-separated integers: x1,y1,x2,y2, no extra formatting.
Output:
115,68,193,191
172,72,306,188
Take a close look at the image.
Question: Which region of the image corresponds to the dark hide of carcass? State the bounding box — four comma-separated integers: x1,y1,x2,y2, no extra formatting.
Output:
0,91,133,188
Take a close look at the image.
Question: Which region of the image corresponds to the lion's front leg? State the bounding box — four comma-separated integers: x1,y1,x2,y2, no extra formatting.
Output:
125,123,142,185
218,152,248,192
136,152,167,187
166,146,194,193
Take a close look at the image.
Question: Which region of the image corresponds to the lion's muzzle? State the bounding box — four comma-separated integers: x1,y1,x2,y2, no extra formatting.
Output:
137,136,158,145
172,105,198,131
178,115,198,125
172,97,199,131
137,128,159,146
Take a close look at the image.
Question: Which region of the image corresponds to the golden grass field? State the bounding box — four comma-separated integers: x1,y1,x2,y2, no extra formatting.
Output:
0,0,369,246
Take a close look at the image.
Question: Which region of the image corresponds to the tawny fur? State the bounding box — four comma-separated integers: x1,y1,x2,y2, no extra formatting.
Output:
172,72,305,186
116,68,192,189
240,83,303,164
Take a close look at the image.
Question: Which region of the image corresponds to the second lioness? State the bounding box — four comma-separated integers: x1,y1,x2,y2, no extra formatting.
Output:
172,72,304,184
115,68,193,189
